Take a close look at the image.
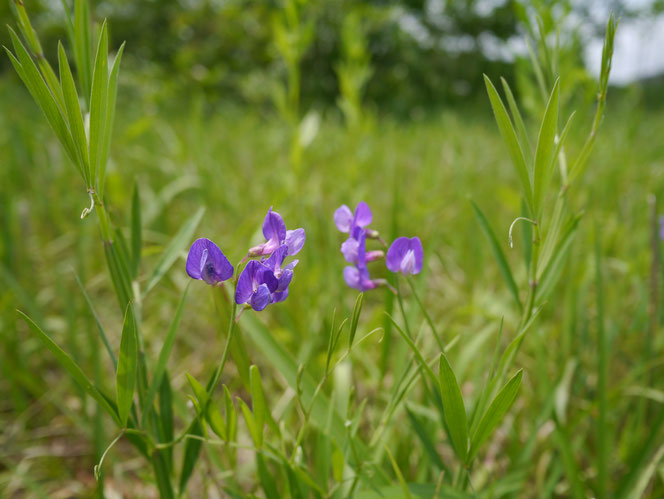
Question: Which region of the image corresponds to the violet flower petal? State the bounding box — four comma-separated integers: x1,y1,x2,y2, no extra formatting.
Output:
250,284,272,311
341,238,360,263
186,238,233,284
285,228,306,256
262,208,287,247
235,260,259,304
272,288,289,303
386,236,423,275
334,205,354,233
353,202,372,228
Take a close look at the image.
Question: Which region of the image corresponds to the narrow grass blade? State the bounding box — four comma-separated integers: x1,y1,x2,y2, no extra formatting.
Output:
116,303,137,427
185,373,226,440
250,365,267,444
468,369,523,462
470,200,522,311
238,398,261,447
405,404,445,471
141,285,189,426
152,450,175,499
179,420,203,494
89,22,109,189
533,78,560,216
17,310,121,426
387,313,437,384
257,454,280,499
595,231,609,499
484,74,534,214
438,353,468,462
158,373,174,467
143,207,205,296
74,272,117,369
384,444,412,499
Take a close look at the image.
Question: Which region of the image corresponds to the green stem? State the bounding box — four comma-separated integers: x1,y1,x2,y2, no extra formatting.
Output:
405,275,444,351
520,223,541,329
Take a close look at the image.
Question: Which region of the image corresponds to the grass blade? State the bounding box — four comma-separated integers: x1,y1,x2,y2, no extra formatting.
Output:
99,42,125,197
470,200,522,311
468,369,523,462
141,285,189,427
143,207,205,297
17,310,121,426
438,353,468,462
348,292,364,350
500,77,532,167
116,303,137,427
405,404,445,471
131,181,142,279
73,0,92,104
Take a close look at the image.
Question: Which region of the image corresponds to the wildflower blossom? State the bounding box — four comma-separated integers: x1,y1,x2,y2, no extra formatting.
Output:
235,260,279,311
186,238,234,285
334,201,372,236
248,208,305,257
386,236,423,275
342,232,386,291
261,244,299,303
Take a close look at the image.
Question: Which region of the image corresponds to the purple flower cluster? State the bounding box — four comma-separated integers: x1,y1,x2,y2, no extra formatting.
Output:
186,208,304,312
335,201,423,292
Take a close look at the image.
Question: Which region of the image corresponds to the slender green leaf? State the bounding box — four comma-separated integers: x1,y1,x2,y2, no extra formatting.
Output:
179,420,203,494
130,181,142,279
533,78,560,216
501,77,532,166
484,74,534,214
470,200,522,310
536,214,581,304
185,373,226,440
73,0,92,104
141,285,189,426
158,372,174,468
595,231,608,499
331,440,345,483
224,385,237,443
58,42,90,184
468,369,523,462
257,454,280,499
438,353,468,462
250,365,266,445
89,21,109,189
238,398,261,447
116,303,137,426
152,449,175,499
405,404,445,471
143,207,205,296
99,42,125,197
384,444,412,499
17,310,121,426
348,292,364,349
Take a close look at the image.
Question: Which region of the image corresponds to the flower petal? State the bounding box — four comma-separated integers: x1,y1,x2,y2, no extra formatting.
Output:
272,288,289,303
285,228,306,256
386,236,410,273
411,236,423,274
263,244,288,273
186,238,233,283
341,237,360,263
276,268,293,292
353,202,372,228
343,266,361,290
256,264,279,293
262,208,287,245
250,284,272,311
334,205,354,233
235,261,258,304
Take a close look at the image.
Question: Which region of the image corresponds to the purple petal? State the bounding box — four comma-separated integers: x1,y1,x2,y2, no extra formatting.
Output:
283,259,299,272
256,264,279,293
343,266,361,290
334,205,354,233
353,202,372,228
250,284,272,311
341,238,360,263
263,245,288,272
276,268,293,292
262,208,287,246
386,237,411,273
186,238,233,283
285,228,306,256
410,237,423,274
235,261,258,304
272,288,289,303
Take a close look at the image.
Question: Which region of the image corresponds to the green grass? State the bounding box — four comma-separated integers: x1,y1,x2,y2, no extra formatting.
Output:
1,63,664,496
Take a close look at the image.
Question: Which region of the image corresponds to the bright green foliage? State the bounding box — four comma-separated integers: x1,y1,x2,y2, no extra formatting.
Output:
116,303,138,426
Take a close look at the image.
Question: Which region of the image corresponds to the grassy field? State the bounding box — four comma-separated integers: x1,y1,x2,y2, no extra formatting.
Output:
1,15,664,496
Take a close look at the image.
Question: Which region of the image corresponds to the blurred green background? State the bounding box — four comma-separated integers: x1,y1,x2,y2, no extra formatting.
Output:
2,0,664,497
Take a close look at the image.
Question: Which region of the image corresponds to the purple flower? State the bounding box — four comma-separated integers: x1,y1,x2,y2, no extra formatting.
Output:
341,234,384,264
334,202,372,235
341,231,386,291
235,260,279,311
186,238,234,285
386,237,423,275
262,245,299,303
248,208,306,257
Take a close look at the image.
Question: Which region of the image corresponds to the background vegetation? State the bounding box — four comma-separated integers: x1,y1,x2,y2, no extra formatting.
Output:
1,0,664,497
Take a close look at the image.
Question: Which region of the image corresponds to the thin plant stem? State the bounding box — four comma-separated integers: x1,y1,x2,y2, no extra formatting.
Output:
405,275,444,351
